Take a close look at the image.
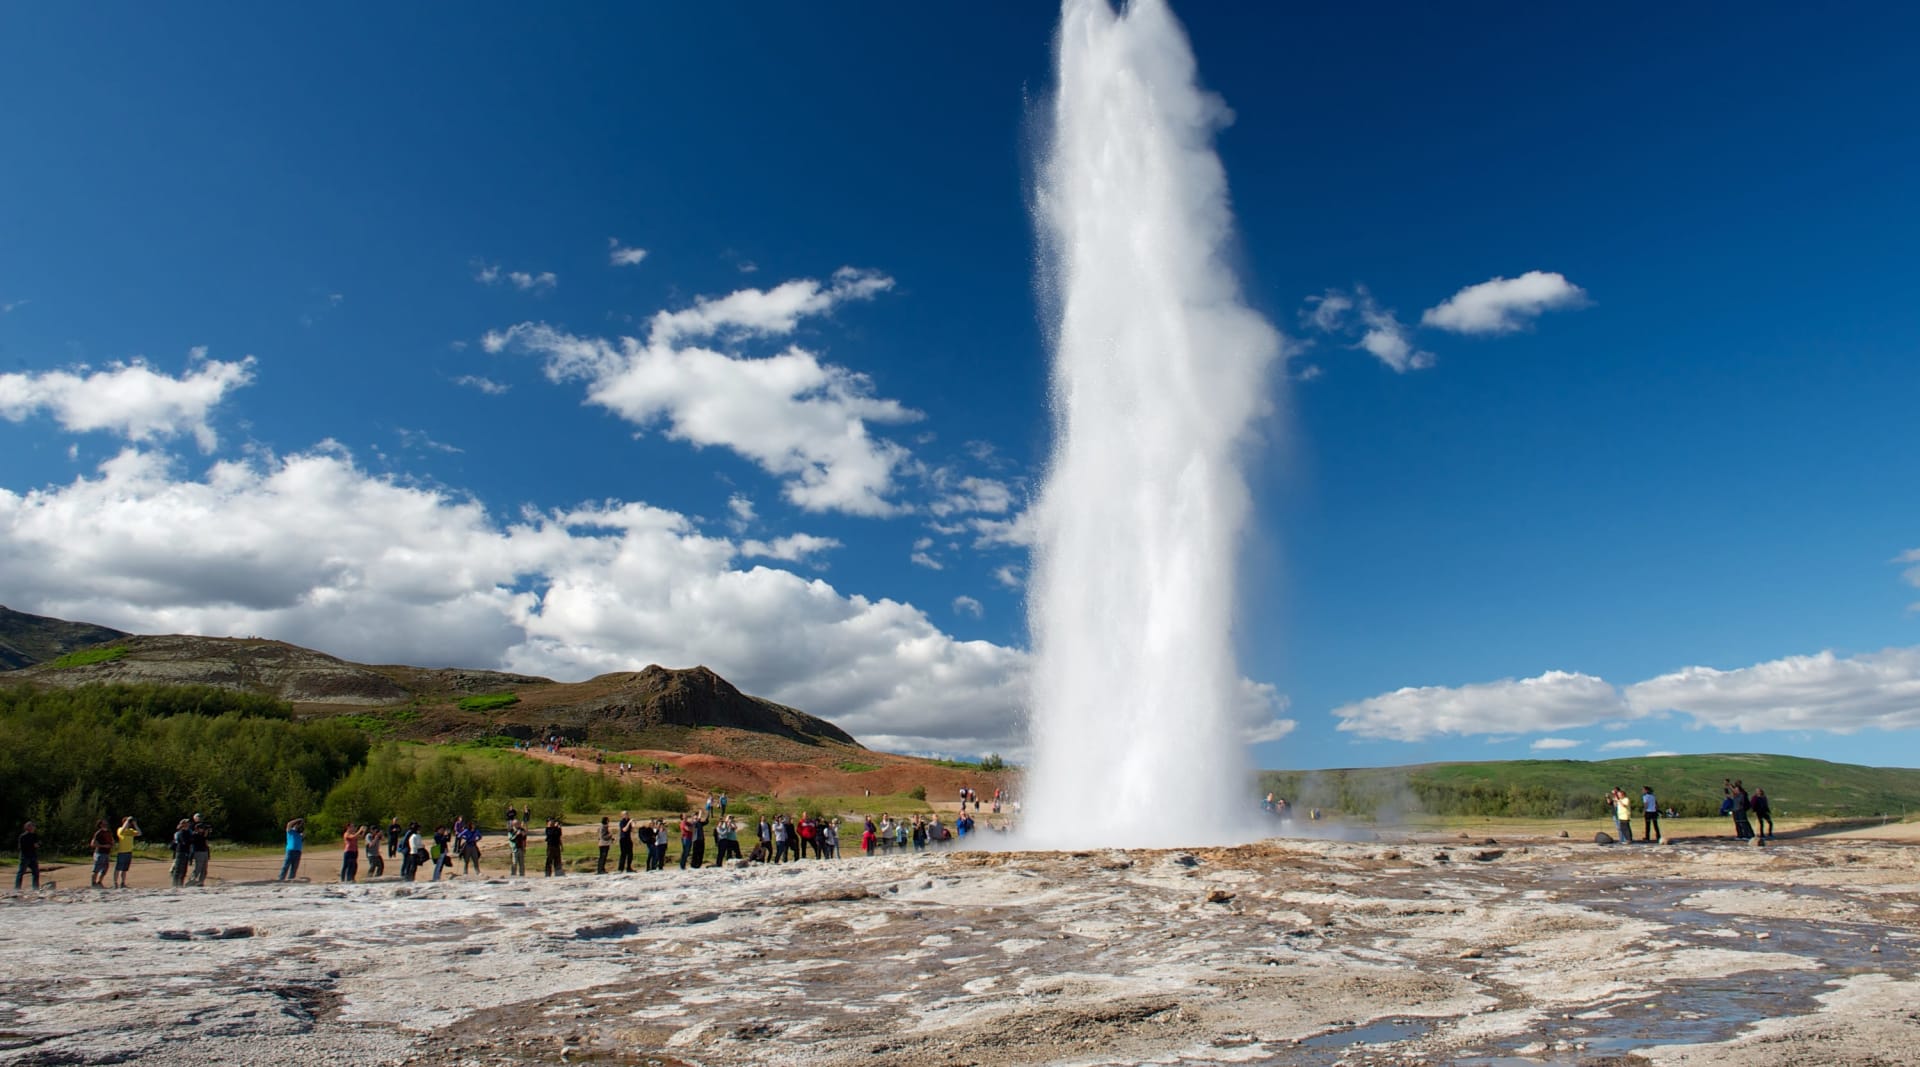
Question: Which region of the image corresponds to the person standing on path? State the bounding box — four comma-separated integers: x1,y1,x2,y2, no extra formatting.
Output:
543,817,565,876
168,819,192,887
363,825,384,878
617,812,634,873
1751,788,1774,839
112,817,140,888
596,817,612,874
14,821,39,890
1642,786,1661,843
508,820,528,876
89,820,114,887
279,818,305,881
388,817,401,859
340,824,360,882
1610,788,1634,843
189,816,211,886
1730,781,1755,840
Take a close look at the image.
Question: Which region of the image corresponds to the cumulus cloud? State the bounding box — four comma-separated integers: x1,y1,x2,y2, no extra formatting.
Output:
739,532,840,564
0,353,254,452
1624,646,1920,733
1238,679,1297,743
648,267,893,345
992,564,1024,590
1333,670,1633,742
1339,642,1920,744
1530,737,1580,752
608,238,648,267
928,474,1015,518
1299,286,1432,373
1421,271,1588,335
952,595,983,619
0,445,1029,755
484,287,922,517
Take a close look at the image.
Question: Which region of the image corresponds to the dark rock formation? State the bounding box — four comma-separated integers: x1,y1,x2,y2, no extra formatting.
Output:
569,665,858,746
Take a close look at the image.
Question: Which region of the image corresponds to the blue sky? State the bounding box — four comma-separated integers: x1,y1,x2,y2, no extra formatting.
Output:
3,3,1918,770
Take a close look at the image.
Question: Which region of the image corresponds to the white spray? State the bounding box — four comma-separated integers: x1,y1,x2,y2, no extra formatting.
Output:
1024,0,1281,847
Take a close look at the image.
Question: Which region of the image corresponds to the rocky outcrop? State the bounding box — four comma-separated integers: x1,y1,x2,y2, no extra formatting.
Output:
0,605,129,671
567,665,859,746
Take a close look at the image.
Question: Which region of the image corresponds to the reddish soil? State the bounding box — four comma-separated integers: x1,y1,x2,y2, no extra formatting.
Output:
520,731,1014,807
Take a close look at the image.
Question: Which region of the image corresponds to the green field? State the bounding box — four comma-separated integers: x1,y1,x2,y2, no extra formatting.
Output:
1258,753,1920,820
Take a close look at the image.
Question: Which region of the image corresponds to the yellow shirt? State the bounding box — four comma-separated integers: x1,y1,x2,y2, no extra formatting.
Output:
115,827,139,854
1613,797,1633,821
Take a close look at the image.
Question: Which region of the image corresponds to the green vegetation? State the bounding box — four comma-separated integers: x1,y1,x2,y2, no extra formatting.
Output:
315,744,685,831
1258,754,1920,821
979,753,1007,772
0,684,366,851
456,692,520,712
908,785,927,801
836,761,881,773
48,645,127,669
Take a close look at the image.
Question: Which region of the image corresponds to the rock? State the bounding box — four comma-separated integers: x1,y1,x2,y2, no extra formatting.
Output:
210,926,255,939
1432,851,1451,863
1172,854,1199,868
1457,948,1485,959
156,929,191,941
1594,832,1615,845
1471,850,1504,862
1557,830,1569,838
1205,889,1235,904
1098,850,1133,870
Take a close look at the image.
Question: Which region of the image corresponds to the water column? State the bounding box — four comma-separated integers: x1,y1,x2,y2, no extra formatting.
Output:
1025,0,1281,847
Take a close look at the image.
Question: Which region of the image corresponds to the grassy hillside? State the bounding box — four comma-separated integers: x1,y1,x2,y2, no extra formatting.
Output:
1258,753,1920,820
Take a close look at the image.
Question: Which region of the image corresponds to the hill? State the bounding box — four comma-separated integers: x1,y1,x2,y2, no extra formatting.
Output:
0,623,861,750
1258,753,1920,820
0,605,128,671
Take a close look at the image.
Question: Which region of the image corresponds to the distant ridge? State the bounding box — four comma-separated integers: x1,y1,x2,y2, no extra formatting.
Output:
0,608,863,749
0,604,129,671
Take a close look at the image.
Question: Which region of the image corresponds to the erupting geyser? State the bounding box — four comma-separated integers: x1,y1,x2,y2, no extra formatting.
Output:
1025,0,1282,847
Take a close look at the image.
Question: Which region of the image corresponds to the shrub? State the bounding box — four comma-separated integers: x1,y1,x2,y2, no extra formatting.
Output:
48,646,128,669
837,761,881,773
908,785,927,801
457,692,520,712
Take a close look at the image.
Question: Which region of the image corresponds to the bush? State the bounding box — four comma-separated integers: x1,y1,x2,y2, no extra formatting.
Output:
908,785,927,801
457,692,520,712
48,646,128,669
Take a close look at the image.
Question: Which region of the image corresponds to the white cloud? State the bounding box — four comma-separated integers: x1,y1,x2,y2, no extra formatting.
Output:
1624,646,1920,733
397,428,462,455
0,445,1029,755
0,299,27,315
1238,679,1297,744
474,262,557,293
910,550,944,571
1299,286,1431,373
1333,670,1633,742
452,375,510,395
608,238,648,267
726,493,757,534
648,267,893,345
952,595,983,619
739,533,840,564
0,353,253,453
1899,547,1920,609
1422,271,1588,335
928,474,1015,518
1530,737,1580,752
967,510,1039,549
992,564,1024,590
484,270,921,516
1598,738,1649,752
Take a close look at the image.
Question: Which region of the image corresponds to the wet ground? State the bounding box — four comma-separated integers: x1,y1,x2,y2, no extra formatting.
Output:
2,834,1917,1066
